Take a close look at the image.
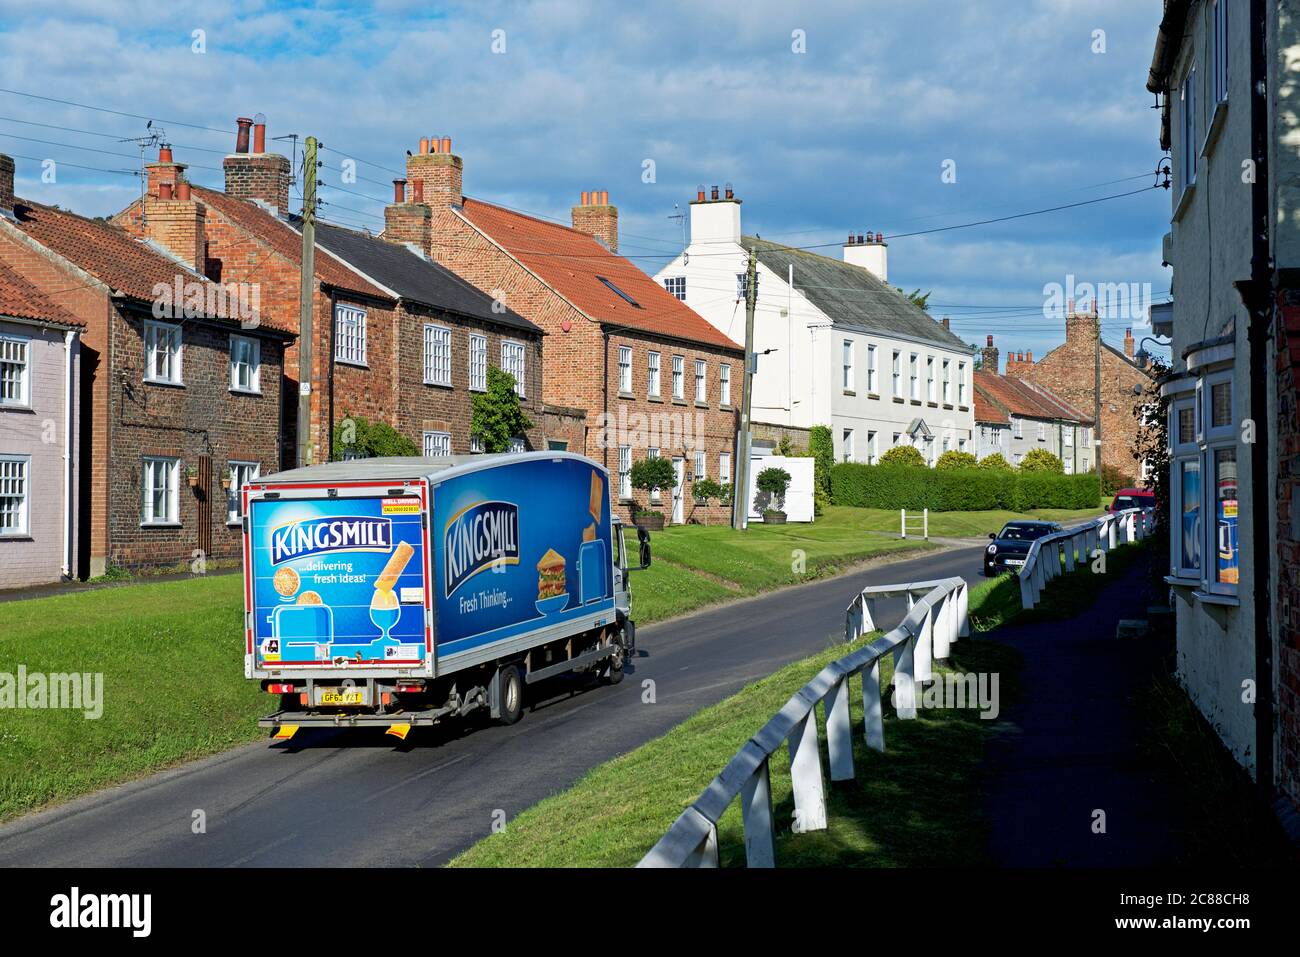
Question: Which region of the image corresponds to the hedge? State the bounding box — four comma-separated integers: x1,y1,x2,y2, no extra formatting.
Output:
829,463,1099,512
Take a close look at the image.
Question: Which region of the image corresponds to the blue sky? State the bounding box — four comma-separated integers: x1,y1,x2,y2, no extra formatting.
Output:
0,0,1172,361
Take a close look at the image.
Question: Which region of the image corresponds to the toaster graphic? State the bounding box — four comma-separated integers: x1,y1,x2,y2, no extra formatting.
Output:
270,603,335,662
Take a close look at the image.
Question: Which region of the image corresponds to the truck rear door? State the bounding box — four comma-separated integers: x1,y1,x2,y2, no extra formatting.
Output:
242,479,432,677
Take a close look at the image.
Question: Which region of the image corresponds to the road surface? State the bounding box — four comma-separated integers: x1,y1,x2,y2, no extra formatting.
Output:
0,543,985,867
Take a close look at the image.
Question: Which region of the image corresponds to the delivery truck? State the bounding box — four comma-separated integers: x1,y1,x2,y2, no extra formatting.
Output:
240,451,650,739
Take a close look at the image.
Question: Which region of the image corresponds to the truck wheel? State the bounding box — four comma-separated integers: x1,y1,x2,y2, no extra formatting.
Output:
603,635,626,686
497,664,524,725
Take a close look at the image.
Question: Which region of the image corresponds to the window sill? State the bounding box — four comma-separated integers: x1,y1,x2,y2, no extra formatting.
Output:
694,401,708,409
230,387,263,397
942,404,954,411
1172,182,1195,223
1193,589,1239,607
0,534,33,541
909,399,922,406
1164,574,1201,589
617,392,635,400
719,403,732,411
140,522,182,529
0,403,33,413
335,358,369,369
958,405,969,412
671,399,688,407
926,401,938,408
424,381,454,390
144,378,185,389
867,393,880,401
843,390,856,397
648,395,664,404
1201,99,1228,157
892,397,905,404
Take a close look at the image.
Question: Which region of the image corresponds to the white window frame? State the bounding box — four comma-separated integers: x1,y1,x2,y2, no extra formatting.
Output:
842,339,854,391
842,428,854,463
502,340,526,397
471,434,484,454
334,303,367,366
648,351,662,399
867,431,878,465
229,334,261,393
719,451,732,485
144,320,183,385
664,276,687,300
141,456,180,526
672,355,684,400
1013,416,1023,440
926,355,936,403
909,353,920,401
1180,66,1198,194
423,324,453,387
0,334,31,407
618,446,632,499
693,448,706,488
1212,0,1229,107
618,345,633,395
942,358,952,404
226,460,260,525
695,358,707,403
891,350,902,398
423,430,452,458
958,361,967,405
468,333,487,392
1037,421,1046,442
866,344,877,394
0,454,30,536
719,363,731,407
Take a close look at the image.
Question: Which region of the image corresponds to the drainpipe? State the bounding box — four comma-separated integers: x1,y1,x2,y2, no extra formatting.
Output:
602,327,610,471
62,329,74,579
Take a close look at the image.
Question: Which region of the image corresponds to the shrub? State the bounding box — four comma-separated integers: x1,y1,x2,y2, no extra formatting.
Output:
879,444,926,468
471,366,535,453
1020,448,1064,474
978,452,1013,471
1099,462,1135,497
829,462,1099,512
630,456,676,497
935,450,978,471
332,413,419,460
808,425,834,499
692,477,727,505
756,466,792,512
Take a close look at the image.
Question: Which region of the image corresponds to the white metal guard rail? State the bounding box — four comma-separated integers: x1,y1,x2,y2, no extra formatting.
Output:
637,576,969,868
1016,507,1151,610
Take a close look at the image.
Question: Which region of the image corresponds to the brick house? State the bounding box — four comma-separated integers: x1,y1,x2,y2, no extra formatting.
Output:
973,337,1093,472
0,154,292,577
115,122,547,463
1002,301,1152,480
0,250,82,587
390,137,744,524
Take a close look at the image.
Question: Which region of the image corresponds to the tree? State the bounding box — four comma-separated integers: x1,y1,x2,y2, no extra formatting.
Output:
471,366,534,453
880,444,926,468
332,413,419,460
978,452,1013,471
1020,448,1064,473
756,466,792,513
936,450,978,470
630,456,676,509
692,477,729,506
896,287,931,311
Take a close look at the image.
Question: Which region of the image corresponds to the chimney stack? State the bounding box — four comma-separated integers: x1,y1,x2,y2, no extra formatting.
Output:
689,182,742,245
571,189,619,252
1065,295,1100,347
1124,327,1135,358
843,229,888,282
0,153,15,218
143,171,207,271
146,144,188,199
223,114,290,216
981,334,1000,374
941,317,950,330
383,175,430,252
405,135,462,210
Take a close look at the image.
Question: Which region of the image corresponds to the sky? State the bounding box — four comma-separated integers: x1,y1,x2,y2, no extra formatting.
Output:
0,0,1173,362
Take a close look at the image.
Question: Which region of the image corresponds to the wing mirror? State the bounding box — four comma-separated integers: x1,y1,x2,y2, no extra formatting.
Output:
988,532,996,539
636,526,652,570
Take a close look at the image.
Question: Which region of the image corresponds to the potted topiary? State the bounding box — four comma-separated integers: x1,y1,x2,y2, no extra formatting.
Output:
756,466,792,523
186,464,200,488
630,456,677,531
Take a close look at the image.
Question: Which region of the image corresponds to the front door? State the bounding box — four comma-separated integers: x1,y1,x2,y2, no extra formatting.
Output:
672,457,685,524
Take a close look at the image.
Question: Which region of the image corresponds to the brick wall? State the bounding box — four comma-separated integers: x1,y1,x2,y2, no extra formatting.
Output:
541,404,588,452
1275,288,1300,816
223,153,291,217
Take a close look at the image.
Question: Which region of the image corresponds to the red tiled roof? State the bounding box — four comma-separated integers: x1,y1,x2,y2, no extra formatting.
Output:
0,257,84,328
973,387,1008,425
974,370,1090,424
459,198,742,352
12,199,217,307
191,186,389,301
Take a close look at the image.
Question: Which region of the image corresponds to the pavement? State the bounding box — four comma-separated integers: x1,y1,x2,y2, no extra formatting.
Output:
0,542,988,868
979,549,1184,866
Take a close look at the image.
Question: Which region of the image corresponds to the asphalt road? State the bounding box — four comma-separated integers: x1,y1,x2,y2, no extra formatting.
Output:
0,542,985,868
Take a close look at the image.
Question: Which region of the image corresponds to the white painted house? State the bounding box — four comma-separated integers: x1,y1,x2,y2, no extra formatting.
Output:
654,188,976,464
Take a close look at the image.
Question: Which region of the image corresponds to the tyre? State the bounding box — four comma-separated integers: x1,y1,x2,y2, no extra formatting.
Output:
497,664,524,725
602,633,626,685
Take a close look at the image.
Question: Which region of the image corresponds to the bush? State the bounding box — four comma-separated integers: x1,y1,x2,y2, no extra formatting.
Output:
692,477,727,505
830,462,1099,512
1020,448,1064,474
332,413,419,460
879,444,926,468
756,466,792,513
808,425,834,499
979,453,1013,471
1099,462,1135,497
935,450,978,471
630,456,676,495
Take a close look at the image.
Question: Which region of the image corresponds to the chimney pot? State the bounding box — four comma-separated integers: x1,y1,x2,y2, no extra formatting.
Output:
581,191,590,205
711,185,719,200
857,233,865,244
235,117,252,154
724,184,734,199
441,137,452,154
696,186,706,202
158,182,174,200
876,232,883,242
252,121,266,154
599,189,608,205
419,137,430,155
393,179,406,204
987,335,994,347
1027,350,1033,362
159,145,173,163
176,181,192,201
941,317,950,330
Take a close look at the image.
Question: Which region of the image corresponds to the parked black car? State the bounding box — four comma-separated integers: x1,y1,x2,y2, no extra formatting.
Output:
983,520,1062,576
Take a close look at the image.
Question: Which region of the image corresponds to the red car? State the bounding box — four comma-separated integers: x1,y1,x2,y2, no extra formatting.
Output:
1106,488,1155,512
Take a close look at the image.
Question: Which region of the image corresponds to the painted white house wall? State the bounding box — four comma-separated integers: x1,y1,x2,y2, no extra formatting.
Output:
745,454,815,523
655,196,975,465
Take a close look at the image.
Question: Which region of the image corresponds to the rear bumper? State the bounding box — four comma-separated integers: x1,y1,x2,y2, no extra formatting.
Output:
258,707,454,729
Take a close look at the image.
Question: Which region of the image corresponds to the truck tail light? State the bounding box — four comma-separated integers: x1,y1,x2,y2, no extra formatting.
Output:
396,683,424,694
267,683,296,695
299,693,309,706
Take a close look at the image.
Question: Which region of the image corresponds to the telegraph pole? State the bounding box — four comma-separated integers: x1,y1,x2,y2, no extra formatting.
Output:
732,248,758,530
296,135,317,469
1093,303,1102,472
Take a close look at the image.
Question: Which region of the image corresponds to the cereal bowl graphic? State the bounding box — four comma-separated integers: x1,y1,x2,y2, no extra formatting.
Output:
535,548,569,615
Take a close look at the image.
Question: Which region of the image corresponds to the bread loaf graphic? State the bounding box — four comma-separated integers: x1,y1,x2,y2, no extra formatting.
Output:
375,541,414,592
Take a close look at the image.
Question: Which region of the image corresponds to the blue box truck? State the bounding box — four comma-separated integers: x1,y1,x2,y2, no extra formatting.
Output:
241,452,649,738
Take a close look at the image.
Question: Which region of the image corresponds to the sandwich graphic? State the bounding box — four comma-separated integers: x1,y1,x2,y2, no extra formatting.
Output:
537,548,567,601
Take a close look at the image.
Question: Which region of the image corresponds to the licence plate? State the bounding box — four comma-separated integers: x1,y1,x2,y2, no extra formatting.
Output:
1004,559,1025,566
320,690,364,706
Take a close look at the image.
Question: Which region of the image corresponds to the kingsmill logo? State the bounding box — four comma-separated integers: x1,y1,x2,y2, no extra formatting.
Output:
444,501,519,597
270,516,393,565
